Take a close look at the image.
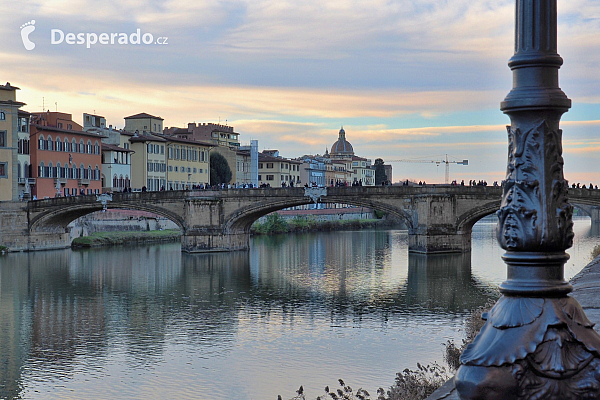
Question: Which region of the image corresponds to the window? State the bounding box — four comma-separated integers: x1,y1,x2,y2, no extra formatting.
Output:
87,140,92,154
47,136,54,151
0,162,6,178
148,144,153,154
169,166,173,172
258,175,262,181
18,138,30,154
175,166,178,172
259,163,263,169
168,147,173,159
266,163,273,169
57,122,63,129
72,139,77,152
18,117,28,133
0,111,5,120
79,140,85,153
94,141,100,154
266,175,274,181
0,131,6,148
38,135,45,150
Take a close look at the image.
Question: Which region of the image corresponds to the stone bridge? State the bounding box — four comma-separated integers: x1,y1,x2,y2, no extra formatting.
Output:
1,185,599,253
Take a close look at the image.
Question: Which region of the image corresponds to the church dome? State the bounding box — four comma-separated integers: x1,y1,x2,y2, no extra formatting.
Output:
330,127,354,156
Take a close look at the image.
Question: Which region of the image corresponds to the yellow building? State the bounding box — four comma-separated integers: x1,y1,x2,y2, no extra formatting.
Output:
124,132,167,191
124,112,164,135
165,136,213,189
0,83,28,201
258,150,301,187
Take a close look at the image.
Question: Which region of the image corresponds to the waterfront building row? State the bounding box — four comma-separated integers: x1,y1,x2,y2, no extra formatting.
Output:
0,82,385,200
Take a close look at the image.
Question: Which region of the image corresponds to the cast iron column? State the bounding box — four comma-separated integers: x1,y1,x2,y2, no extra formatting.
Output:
455,1,600,399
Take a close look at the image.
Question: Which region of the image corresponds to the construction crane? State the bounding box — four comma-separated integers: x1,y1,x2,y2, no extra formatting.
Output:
387,154,468,184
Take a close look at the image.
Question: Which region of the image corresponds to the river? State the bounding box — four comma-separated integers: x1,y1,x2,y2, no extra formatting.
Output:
0,217,598,399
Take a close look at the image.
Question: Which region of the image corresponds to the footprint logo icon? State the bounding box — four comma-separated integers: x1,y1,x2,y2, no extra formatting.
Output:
20,20,36,51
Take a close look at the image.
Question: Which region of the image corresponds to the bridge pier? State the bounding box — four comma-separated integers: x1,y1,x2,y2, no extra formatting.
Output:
27,232,71,251
181,230,249,253
408,229,471,254
407,195,472,253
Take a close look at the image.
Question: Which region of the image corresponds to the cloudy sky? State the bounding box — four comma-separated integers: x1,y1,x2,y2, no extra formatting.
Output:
3,0,599,184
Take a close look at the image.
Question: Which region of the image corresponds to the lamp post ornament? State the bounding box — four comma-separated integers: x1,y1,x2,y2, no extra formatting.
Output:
455,0,600,399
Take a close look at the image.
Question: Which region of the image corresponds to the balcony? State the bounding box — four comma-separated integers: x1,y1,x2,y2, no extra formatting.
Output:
18,178,36,185
54,178,68,186
78,179,91,186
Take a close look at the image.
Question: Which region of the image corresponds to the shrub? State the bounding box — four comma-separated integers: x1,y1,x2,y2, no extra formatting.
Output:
253,214,289,235
382,363,449,400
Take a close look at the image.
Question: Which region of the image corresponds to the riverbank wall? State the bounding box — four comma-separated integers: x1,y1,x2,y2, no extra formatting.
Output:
68,209,179,241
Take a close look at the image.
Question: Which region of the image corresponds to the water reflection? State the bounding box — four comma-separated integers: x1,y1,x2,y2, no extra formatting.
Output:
406,253,498,312
0,223,596,399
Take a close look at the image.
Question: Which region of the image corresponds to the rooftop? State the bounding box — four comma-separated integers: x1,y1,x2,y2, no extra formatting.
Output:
124,112,164,120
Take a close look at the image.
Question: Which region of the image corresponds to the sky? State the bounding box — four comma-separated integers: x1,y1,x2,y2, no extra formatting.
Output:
2,0,600,184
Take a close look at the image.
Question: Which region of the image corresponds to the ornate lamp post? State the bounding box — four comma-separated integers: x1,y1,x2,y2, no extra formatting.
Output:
455,1,600,399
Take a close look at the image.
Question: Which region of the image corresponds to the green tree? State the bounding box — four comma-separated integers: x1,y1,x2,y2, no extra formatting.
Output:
210,152,232,186
374,158,388,185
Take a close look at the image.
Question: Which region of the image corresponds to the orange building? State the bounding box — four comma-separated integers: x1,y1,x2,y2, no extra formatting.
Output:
29,111,105,198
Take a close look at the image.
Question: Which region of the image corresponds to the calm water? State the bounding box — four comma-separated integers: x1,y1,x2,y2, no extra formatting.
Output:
0,218,598,400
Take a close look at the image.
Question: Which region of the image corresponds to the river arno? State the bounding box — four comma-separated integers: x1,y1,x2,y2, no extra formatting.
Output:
1,218,598,400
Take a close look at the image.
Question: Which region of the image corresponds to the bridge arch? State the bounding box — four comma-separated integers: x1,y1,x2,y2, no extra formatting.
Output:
223,196,415,234
28,196,186,235
456,199,502,233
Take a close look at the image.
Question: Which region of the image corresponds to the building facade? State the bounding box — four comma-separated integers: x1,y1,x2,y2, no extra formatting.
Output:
101,143,133,192
29,112,104,198
124,132,167,191
166,123,240,149
258,150,302,187
124,113,164,135
0,83,28,201
165,136,212,189
298,156,327,187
